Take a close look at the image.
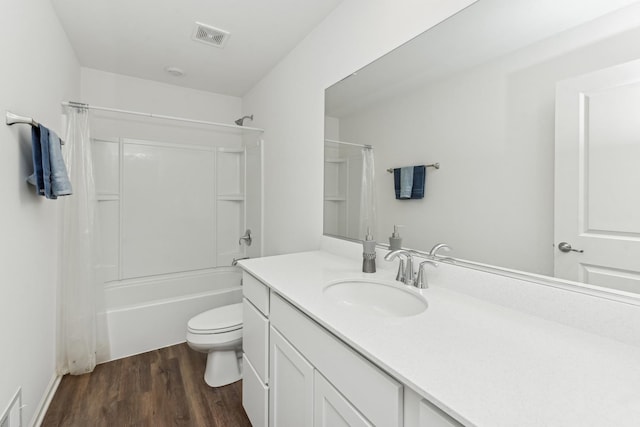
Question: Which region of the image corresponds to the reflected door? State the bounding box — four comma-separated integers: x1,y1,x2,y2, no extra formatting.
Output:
555,59,640,294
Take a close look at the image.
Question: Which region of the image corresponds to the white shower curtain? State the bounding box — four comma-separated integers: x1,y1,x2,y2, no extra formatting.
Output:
57,105,98,375
359,147,377,240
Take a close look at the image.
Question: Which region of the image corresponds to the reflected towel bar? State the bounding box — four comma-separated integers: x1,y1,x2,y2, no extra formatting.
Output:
387,163,439,173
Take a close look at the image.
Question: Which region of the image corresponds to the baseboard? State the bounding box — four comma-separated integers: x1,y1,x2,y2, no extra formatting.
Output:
30,373,61,427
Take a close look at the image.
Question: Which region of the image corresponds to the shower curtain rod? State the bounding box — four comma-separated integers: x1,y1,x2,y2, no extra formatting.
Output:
324,138,372,149
61,101,265,133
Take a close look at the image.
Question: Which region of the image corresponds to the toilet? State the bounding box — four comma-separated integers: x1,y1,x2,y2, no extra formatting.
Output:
186,303,243,387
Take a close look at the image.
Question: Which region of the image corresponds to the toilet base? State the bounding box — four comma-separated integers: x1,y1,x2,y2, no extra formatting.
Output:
204,349,242,387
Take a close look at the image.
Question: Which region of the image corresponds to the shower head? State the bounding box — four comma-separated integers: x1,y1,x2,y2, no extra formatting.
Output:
235,114,254,126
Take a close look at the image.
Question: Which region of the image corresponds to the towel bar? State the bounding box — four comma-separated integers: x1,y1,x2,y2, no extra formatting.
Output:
6,111,39,127
387,163,439,173
6,111,65,145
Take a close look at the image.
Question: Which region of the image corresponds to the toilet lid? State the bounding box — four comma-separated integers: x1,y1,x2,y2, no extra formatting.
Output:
188,303,243,334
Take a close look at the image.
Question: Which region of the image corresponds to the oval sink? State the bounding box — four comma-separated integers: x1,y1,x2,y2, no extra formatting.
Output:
323,279,427,317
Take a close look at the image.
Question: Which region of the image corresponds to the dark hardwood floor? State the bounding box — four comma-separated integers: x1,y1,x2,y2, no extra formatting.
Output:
42,343,252,427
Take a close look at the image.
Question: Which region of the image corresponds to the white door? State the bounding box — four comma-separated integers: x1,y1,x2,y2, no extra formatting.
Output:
269,326,314,427
555,58,640,294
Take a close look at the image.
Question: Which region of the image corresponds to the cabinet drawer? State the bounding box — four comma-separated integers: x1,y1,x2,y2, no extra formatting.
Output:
242,355,268,427
243,298,269,383
270,293,402,427
243,272,269,315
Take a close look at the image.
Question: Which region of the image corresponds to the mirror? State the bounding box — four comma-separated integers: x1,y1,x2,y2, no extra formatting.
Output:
324,0,640,293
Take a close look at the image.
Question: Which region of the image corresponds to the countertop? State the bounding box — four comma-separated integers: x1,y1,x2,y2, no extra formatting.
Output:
239,250,640,427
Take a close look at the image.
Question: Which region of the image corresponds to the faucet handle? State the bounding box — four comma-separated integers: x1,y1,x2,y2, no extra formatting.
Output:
415,260,438,289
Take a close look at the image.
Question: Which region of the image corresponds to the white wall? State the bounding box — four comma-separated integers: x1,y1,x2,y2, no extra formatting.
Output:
243,0,477,256
81,68,241,121
338,21,640,276
0,0,80,424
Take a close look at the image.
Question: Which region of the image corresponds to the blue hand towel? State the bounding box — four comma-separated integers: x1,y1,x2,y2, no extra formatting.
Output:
411,165,426,199
399,166,414,199
27,126,45,195
48,131,72,197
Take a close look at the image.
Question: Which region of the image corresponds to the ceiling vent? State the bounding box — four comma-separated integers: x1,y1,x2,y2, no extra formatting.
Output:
192,22,230,48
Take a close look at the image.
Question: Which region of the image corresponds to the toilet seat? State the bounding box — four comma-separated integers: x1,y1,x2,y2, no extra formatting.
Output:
188,302,243,334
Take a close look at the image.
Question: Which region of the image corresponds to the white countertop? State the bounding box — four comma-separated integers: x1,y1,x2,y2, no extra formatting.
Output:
240,250,640,427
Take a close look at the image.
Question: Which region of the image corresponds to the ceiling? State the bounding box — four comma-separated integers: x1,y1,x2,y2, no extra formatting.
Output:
51,0,343,97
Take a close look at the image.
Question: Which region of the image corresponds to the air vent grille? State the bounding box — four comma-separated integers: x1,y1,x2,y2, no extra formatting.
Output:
192,22,230,48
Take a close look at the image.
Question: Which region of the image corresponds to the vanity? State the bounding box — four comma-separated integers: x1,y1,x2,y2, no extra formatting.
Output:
239,239,640,427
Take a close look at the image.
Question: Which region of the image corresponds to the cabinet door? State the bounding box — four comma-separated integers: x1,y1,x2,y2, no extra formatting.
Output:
314,371,372,427
269,326,314,427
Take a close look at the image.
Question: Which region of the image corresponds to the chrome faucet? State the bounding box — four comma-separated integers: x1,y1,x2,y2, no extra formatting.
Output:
429,243,452,259
384,250,414,286
415,260,438,289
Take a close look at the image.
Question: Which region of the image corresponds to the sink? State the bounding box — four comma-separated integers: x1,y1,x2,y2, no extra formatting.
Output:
323,279,427,317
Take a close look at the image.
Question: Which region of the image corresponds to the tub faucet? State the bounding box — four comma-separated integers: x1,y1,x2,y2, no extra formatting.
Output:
384,250,414,286
239,229,252,246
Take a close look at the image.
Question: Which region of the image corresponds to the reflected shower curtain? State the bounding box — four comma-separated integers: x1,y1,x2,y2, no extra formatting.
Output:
57,105,98,375
359,147,377,239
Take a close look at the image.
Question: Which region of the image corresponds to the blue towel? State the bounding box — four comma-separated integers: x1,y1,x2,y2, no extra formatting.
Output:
399,167,413,199
40,126,54,199
27,126,45,195
48,131,72,197
394,165,426,199
26,125,72,199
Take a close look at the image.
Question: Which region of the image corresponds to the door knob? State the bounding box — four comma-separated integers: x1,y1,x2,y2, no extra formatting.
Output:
558,242,583,253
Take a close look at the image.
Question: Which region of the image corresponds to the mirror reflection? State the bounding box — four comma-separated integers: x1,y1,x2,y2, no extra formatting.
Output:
324,0,640,294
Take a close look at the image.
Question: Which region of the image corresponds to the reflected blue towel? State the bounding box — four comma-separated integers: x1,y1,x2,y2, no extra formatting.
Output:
399,167,413,199
48,131,72,197
411,165,426,199
394,165,426,199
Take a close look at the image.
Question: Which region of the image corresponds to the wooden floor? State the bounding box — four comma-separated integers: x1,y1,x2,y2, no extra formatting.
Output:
42,343,252,427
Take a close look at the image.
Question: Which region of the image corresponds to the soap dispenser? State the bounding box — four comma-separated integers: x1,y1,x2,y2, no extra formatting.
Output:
389,225,403,250
362,228,376,273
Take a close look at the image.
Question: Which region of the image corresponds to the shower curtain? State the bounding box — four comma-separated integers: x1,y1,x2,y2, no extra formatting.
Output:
359,147,377,239
57,105,99,375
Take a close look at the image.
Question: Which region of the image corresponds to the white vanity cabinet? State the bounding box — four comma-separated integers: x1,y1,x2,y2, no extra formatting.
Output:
242,271,460,427
270,293,403,427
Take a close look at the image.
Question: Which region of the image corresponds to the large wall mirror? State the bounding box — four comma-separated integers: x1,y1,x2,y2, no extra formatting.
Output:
324,0,640,295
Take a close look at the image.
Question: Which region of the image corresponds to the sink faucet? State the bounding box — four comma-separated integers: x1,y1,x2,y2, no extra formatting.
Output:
384,250,414,286
415,260,438,289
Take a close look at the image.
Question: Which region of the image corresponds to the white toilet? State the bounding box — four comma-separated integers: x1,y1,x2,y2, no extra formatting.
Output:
186,302,243,387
